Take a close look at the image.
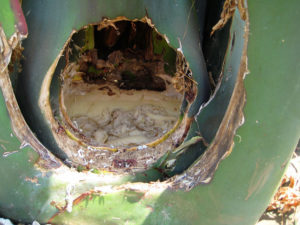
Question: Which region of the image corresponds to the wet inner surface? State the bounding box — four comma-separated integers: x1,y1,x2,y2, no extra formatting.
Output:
61,49,183,148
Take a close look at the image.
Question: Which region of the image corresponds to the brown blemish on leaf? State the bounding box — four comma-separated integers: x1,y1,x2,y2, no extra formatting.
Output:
0,139,9,144
210,0,247,36
24,176,39,184
146,205,154,212
48,190,101,223
50,201,64,211
0,143,7,151
245,162,274,200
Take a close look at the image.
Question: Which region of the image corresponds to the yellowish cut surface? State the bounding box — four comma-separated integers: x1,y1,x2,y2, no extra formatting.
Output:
61,64,182,148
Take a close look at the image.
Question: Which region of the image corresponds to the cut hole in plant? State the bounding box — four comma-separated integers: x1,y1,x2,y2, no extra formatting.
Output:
59,18,197,148
42,17,198,171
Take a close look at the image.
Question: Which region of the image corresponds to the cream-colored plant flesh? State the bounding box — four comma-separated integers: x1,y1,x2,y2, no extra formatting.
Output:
61,62,182,148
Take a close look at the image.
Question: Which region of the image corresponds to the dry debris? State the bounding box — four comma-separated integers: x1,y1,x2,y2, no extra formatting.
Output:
267,176,300,214
267,148,300,215
210,0,247,36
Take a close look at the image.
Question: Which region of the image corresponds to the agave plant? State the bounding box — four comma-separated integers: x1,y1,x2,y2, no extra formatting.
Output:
0,0,299,224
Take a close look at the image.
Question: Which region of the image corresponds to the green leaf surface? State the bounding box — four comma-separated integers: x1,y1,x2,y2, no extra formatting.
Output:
0,0,299,225
0,0,15,37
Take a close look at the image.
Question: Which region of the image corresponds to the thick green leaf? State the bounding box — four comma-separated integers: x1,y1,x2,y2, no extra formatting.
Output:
0,0,299,225
15,0,209,161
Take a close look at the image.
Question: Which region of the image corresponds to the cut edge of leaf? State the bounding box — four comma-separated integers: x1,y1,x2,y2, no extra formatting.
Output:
0,27,61,169
171,6,249,190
